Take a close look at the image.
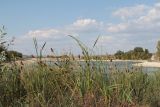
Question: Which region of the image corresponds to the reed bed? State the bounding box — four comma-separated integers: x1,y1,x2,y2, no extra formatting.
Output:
0,37,160,107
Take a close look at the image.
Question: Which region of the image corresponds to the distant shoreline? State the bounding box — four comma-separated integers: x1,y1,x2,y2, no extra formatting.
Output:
13,58,144,64
10,58,160,68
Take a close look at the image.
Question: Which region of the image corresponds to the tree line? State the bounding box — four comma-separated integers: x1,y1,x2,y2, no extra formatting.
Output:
114,47,152,60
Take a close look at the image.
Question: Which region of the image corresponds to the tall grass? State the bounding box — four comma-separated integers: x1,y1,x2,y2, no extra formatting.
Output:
0,36,160,107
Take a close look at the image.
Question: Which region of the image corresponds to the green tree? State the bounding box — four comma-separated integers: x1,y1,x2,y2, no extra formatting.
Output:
6,51,22,61
144,49,149,54
0,26,21,62
114,50,125,59
134,47,143,52
156,40,160,60
114,47,152,60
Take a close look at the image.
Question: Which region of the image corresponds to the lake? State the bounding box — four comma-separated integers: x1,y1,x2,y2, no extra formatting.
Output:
76,60,160,72
40,60,160,73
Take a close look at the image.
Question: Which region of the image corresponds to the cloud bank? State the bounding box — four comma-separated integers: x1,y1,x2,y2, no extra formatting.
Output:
13,3,160,55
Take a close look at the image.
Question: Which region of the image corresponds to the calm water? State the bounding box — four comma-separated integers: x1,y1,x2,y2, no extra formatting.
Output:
113,61,160,72
77,61,160,72
46,60,160,72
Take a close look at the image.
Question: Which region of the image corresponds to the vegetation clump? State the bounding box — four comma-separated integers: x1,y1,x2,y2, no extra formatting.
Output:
156,40,160,60
0,32,160,107
0,52,160,107
0,27,22,62
114,47,152,60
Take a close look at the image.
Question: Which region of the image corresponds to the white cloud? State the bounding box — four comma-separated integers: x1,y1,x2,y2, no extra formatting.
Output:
24,18,102,39
107,23,129,33
68,18,103,34
27,29,60,38
113,4,149,20
107,3,160,34
73,19,98,27
137,5,160,24
95,36,114,46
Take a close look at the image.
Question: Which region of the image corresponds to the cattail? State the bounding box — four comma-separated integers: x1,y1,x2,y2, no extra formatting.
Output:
78,55,80,59
31,55,35,58
20,66,23,71
13,62,17,66
20,61,24,65
72,55,75,60
49,68,53,71
43,62,47,67
70,67,73,70
51,48,54,53
82,51,85,55
54,62,58,66
39,61,42,64
38,61,43,66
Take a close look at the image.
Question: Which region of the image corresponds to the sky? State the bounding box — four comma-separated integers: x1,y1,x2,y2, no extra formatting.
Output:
0,0,160,55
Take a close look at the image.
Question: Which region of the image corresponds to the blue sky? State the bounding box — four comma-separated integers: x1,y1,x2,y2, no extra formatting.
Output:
0,0,160,55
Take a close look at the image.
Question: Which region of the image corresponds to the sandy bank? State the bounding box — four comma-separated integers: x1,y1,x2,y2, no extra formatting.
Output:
78,59,145,62
133,61,160,68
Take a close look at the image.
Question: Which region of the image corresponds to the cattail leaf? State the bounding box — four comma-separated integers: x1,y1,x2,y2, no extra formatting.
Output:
2,33,7,35
51,48,54,52
41,42,46,51
93,35,100,48
1,41,6,44
2,25,5,30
